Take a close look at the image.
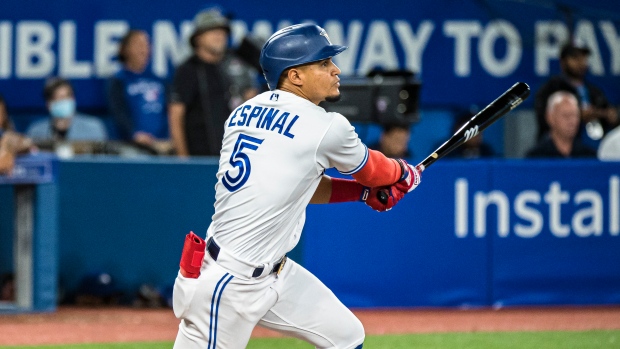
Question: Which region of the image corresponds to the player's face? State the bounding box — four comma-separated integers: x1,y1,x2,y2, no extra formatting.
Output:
298,58,342,105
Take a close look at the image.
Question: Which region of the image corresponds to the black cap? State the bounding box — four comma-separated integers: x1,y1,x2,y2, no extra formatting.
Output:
560,43,591,59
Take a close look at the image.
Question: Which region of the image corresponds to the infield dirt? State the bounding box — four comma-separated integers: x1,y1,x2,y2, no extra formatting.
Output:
1,306,619,346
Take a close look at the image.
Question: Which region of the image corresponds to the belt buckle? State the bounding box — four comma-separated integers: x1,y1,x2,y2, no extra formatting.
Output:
276,256,287,277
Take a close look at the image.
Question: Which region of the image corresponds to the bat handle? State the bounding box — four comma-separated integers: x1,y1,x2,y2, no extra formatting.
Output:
377,189,389,204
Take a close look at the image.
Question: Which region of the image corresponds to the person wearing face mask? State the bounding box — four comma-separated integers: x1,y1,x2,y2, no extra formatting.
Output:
168,5,259,157
27,77,108,148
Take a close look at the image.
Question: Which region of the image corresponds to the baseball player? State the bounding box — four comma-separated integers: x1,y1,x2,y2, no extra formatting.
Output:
172,23,422,349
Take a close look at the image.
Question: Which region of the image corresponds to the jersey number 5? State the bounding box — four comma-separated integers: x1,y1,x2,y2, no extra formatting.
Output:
222,133,264,192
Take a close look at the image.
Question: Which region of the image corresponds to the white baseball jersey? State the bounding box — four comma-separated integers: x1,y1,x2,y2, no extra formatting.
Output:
207,89,368,265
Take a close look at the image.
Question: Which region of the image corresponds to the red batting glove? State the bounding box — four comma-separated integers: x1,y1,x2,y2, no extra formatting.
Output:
179,231,206,278
363,184,406,212
395,159,422,193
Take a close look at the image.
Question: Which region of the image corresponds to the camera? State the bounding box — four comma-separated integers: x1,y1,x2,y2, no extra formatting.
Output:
320,70,421,125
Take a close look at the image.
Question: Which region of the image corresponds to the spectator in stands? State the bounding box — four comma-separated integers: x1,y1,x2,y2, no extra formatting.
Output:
0,95,33,175
445,111,494,159
107,29,172,155
534,42,619,150
168,5,259,156
27,77,108,144
527,91,596,158
369,122,412,159
598,125,620,160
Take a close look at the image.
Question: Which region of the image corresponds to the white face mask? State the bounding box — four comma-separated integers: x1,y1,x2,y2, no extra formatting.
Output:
49,98,76,118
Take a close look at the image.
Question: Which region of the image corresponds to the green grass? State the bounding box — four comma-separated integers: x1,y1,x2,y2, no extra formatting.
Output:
2,330,619,349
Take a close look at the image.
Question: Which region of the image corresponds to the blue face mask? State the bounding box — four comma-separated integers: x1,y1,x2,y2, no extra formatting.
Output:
49,99,76,118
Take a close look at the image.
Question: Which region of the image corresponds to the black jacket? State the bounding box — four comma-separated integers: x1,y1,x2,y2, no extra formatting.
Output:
526,135,597,158
169,55,232,156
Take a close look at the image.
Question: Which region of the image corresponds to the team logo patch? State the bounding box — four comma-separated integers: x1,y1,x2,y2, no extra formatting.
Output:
319,29,332,44
270,93,279,101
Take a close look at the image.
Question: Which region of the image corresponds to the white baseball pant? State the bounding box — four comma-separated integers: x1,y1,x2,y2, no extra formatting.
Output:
172,253,365,349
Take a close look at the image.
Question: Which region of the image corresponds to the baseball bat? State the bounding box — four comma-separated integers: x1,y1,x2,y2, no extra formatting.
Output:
378,81,530,204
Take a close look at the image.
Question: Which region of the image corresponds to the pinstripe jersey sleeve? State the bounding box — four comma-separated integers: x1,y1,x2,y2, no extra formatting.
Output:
316,113,369,175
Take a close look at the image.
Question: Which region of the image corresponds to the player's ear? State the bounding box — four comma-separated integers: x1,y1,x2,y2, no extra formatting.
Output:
287,68,303,87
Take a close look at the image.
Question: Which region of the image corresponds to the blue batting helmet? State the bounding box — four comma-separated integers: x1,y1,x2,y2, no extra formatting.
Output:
259,23,347,90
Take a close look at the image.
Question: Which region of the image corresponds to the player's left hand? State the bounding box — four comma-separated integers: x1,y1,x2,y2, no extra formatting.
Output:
395,159,422,193
363,184,406,212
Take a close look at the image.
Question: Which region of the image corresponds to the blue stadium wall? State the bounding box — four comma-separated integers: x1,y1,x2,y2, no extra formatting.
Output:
2,158,619,307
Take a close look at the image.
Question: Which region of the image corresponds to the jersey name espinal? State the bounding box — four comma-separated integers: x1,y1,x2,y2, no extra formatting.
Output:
210,90,367,265
227,104,299,139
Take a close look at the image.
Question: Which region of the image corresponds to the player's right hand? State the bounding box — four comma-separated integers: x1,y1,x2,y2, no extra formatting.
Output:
395,159,422,193
364,184,406,212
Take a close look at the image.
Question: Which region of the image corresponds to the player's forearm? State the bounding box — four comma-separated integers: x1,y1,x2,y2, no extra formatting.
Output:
168,103,189,156
317,175,412,213
352,149,402,187
311,176,373,204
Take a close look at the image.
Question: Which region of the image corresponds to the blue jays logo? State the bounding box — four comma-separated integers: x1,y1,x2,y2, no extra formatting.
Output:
319,29,332,44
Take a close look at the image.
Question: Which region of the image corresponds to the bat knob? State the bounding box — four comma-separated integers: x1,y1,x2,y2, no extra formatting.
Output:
377,190,389,205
